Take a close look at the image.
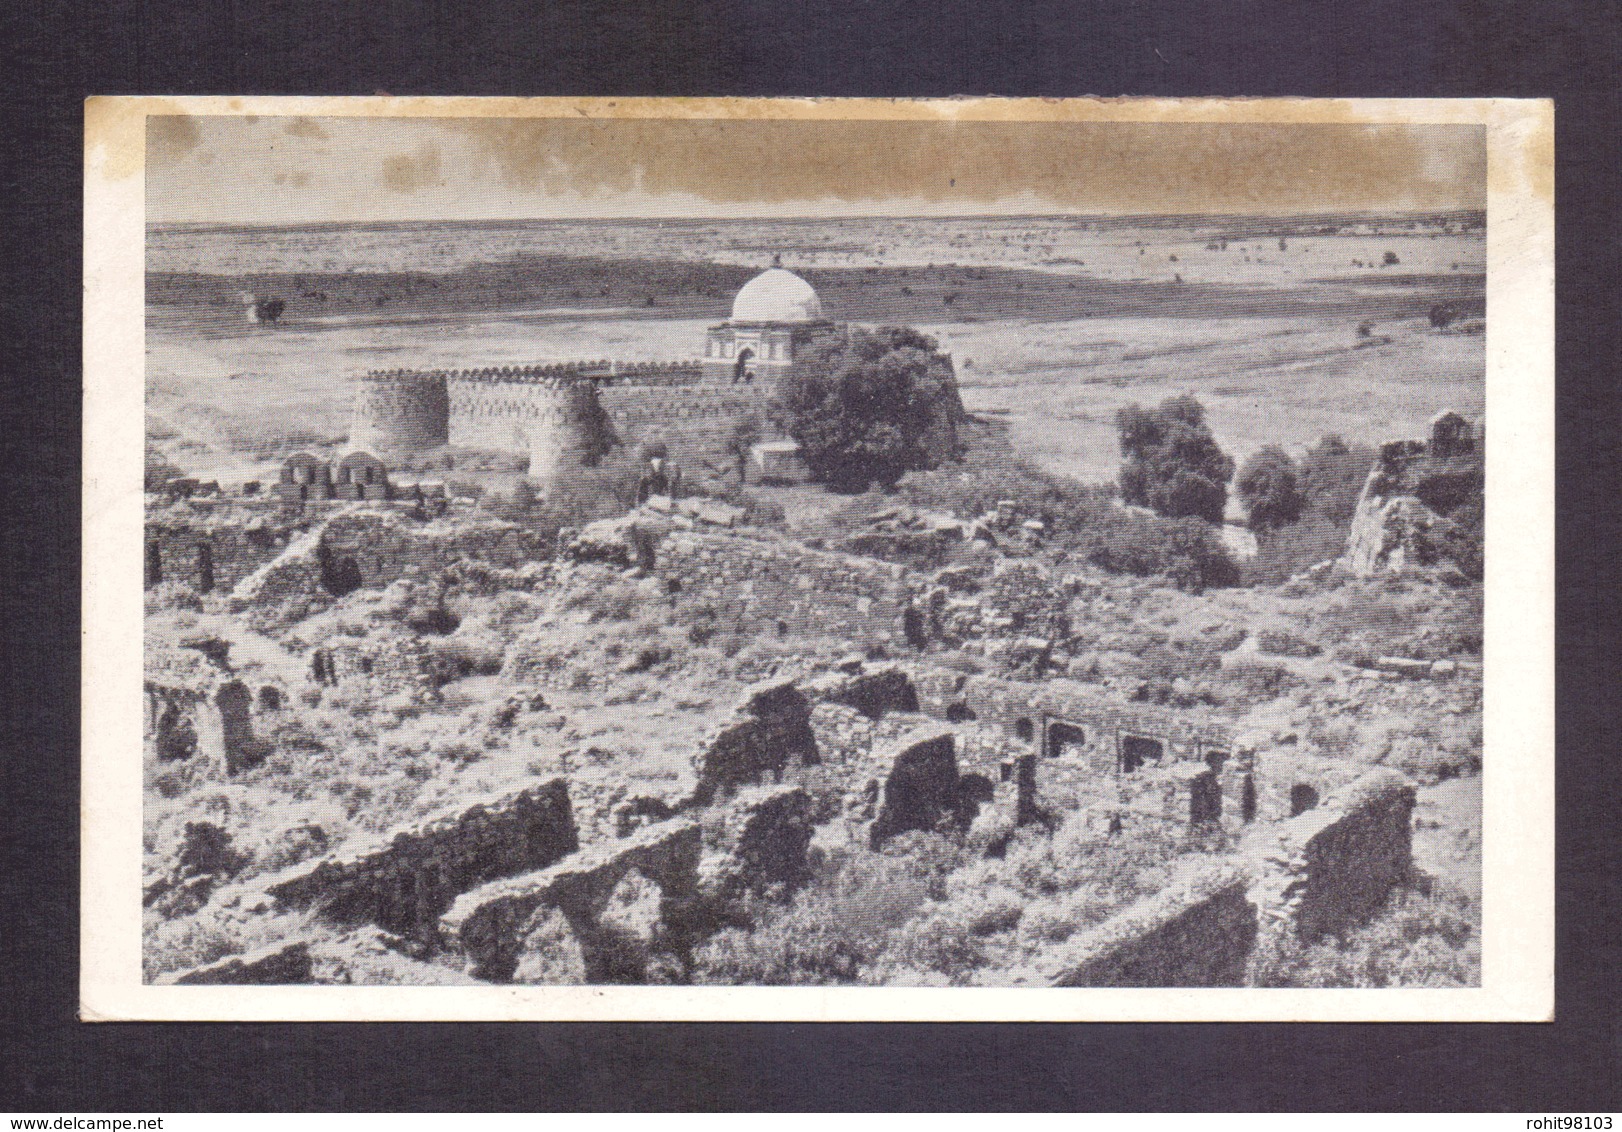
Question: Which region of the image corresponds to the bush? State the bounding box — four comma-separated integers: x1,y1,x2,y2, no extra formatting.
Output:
1256,628,1322,657
1248,886,1479,987
1116,396,1234,523
1237,446,1304,533
1078,512,1239,593
1239,435,1377,586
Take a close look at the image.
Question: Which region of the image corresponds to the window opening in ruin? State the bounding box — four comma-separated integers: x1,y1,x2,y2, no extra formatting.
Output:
146,540,163,586
259,685,282,711
195,543,215,593
1241,774,1257,823
1014,717,1035,743
318,545,364,598
1046,720,1086,759
1290,783,1320,817
1120,735,1162,773
1190,774,1222,825
732,348,754,383
945,702,976,723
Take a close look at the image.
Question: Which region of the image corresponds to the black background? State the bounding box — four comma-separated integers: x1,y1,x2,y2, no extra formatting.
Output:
3,0,1618,1112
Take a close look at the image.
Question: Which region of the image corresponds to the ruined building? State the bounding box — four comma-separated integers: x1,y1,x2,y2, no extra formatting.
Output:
347,263,963,485
1343,410,1484,576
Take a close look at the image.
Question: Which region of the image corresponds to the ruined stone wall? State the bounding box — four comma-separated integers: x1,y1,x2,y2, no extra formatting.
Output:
690,680,820,804
265,778,578,939
144,647,275,775
597,383,761,470
911,670,1234,779
350,373,450,454
441,818,702,981
1250,768,1416,941
1041,863,1257,987
654,531,910,646
232,510,544,613
145,501,305,594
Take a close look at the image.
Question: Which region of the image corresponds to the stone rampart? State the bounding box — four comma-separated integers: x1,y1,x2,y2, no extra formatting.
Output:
265,778,578,939
350,373,450,454
597,383,759,469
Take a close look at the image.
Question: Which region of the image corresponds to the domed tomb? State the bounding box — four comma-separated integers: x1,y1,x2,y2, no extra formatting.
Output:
703,259,836,387
730,266,824,323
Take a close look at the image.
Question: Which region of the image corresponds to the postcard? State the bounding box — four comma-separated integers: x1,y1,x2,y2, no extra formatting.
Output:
82,95,1552,1020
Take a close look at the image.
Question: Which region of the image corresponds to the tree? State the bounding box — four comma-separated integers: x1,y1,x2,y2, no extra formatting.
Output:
1299,434,1373,524
1237,446,1305,533
774,326,956,492
1116,395,1234,523
724,417,762,484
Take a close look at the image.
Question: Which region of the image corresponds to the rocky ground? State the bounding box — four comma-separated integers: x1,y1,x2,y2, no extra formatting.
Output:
142,483,1482,988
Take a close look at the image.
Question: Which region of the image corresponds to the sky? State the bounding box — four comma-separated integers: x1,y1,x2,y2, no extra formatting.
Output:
146,115,1487,224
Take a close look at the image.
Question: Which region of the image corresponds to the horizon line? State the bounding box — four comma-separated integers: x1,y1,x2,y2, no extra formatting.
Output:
148,206,1488,230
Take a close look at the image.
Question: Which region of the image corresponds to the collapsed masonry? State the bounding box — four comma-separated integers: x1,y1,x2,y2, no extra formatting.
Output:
1343,411,1482,577
1035,770,1416,987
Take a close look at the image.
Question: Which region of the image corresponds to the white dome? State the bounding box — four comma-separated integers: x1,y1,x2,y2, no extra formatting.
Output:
730,267,822,323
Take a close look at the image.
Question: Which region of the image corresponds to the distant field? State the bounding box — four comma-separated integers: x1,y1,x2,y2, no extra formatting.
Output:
146,214,1485,489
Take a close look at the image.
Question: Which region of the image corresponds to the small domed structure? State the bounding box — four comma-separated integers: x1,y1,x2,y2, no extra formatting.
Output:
730,266,823,323
703,259,836,387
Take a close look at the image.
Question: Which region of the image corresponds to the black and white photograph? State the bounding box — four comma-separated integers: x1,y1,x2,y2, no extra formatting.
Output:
80,97,1553,1019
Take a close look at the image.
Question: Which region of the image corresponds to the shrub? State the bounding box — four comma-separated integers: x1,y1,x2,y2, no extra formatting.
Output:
421,639,503,687
1116,396,1234,523
1237,446,1304,533
1220,658,1299,702
1257,628,1322,657
1079,512,1239,593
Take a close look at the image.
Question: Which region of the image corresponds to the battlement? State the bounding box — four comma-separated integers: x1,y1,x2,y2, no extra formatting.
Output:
362,359,704,389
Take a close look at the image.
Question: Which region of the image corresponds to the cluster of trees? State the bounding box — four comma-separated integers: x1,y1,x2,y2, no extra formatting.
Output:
772,326,957,492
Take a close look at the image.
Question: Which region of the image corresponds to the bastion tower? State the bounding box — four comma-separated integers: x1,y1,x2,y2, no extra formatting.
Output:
348,371,450,454
702,259,837,389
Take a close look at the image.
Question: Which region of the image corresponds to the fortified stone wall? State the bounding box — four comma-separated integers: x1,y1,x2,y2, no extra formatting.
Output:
653,530,911,647
597,384,762,470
